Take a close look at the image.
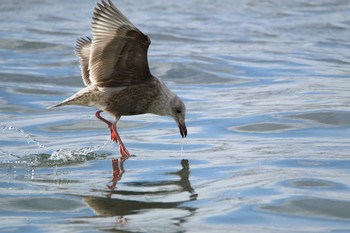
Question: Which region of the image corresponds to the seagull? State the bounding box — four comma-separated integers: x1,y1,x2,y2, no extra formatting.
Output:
49,0,187,161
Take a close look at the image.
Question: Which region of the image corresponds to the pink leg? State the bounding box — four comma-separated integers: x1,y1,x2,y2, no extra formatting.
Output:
111,121,131,157
95,111,116,141
95,111,130,157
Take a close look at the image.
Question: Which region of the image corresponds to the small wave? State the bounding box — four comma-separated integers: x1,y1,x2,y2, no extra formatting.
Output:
0,39,68,52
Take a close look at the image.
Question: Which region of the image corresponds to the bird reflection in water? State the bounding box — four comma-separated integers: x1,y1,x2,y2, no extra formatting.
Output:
83,159,197,227
107,158,197,198
107,158,127,190
167,159,197,199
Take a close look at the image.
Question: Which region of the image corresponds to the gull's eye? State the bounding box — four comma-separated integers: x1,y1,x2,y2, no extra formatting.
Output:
176,109,181,114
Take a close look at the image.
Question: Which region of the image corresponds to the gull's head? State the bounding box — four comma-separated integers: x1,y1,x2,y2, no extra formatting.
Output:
170,95,187,138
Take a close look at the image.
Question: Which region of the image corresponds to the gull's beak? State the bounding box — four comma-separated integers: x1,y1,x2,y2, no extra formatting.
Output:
178,120,187,138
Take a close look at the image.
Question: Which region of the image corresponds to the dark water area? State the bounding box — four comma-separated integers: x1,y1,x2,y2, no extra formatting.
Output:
1,0,350,232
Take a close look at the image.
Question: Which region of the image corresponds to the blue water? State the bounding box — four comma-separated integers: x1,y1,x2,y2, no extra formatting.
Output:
1,0,350,232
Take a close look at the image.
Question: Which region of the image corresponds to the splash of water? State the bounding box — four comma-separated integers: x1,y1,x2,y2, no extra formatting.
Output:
49,141,111,162
0,122,111,164
0,122,51,152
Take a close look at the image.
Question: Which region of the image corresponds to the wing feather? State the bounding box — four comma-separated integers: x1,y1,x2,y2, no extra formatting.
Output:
89,0,151,87
75,36,92,86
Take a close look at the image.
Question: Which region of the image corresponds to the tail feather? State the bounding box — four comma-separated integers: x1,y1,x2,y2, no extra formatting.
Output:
47,99,73,109
47,103,60,109
47,87,96,109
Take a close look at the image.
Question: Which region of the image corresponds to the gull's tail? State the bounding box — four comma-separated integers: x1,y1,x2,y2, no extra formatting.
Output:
47,100,70,109
47,87,95,109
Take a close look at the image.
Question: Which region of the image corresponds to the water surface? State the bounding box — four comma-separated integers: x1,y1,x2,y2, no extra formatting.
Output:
1,0,350,232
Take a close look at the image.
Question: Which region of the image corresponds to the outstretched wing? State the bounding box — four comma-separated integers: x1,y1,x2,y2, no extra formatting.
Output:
89,0,151,87
75,36,92,86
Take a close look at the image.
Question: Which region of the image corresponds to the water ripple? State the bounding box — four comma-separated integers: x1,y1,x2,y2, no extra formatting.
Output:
1,0,350,232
